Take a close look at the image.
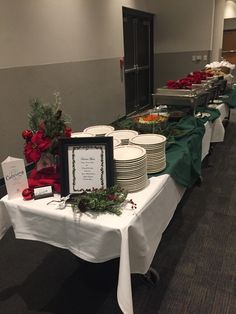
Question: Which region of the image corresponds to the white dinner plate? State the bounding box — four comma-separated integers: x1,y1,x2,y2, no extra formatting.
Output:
115,157,147,166
114,145,146,161
71,132,95,137
117,179,149,192
130,133,166,145
139,146,166,153
115,163,147,171
83,125,114,136
147,154,165,161
147,153,166,159
106,129,139,141
116,172,147,183
113,138,122,147
147,162,166,173
148,161,166,168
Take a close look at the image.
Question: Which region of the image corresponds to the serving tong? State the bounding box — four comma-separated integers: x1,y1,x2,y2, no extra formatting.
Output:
47,194,71,209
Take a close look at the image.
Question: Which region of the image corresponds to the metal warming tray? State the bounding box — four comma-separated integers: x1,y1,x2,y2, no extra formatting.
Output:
153,86,209,114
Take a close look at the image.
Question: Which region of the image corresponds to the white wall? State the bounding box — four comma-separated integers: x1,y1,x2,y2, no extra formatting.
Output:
224,0,236,18
122,0,216,54
0,0,124,69
122,0,158,13
0,0,222,178
155,0,215,53
0,0,220,68
211,0,226,61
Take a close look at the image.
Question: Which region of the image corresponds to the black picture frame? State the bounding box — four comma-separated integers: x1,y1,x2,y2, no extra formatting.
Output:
59,137,114,196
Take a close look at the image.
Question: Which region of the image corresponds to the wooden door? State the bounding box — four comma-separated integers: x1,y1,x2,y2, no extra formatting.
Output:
123,7,154,115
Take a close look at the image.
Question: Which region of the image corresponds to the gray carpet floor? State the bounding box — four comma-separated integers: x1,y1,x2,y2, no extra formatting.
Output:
0,111,236,314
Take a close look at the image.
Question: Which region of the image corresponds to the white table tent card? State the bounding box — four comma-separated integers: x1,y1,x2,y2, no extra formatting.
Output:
1,156,28,199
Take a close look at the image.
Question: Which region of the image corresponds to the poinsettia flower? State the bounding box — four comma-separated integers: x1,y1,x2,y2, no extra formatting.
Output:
31,130,52,151
24,130,52,163
24,141,41,163
167,80,182,89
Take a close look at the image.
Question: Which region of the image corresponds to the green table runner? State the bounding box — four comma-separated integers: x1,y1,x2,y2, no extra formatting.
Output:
152,116,205,188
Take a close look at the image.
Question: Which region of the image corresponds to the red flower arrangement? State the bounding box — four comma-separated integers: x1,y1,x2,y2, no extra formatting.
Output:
23,130,52,163
22,93,72,197
166,70,213,89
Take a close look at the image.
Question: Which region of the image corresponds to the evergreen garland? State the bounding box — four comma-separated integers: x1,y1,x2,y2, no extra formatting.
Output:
67,185,136,216
24,92,71,157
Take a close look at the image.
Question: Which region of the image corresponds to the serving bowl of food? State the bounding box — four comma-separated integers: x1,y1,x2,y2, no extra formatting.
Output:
132,112,169,133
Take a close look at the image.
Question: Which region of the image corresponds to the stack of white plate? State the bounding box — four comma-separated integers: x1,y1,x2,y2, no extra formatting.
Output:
129,133,167,174
106,129,138,145
113,138,121,147
113,145,148,192
83,125,114,136
71,132,95,137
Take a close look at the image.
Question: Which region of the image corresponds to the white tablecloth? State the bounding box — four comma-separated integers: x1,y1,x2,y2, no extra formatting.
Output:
1,175,185,314
200,103,228,159
202,121,213,160
0,201,11,239
208,103,229,143
0,104,229,313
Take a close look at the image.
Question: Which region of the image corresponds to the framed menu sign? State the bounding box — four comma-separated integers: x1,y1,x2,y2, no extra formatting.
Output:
59,137,114,196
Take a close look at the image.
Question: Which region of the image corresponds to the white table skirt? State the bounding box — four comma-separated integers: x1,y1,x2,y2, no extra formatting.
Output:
1,174,185,314
201,103,228,159
202,121,213,160
209,103,229,143
0,201,11,239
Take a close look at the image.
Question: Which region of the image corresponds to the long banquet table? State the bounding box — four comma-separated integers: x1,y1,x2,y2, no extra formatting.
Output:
0,103,230,314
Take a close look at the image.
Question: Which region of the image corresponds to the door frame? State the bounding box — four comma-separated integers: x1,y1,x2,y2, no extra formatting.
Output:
122,7,154,115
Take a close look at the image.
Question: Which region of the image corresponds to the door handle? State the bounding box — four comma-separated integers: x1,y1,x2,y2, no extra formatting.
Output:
222,50,236,53
125,67,137,73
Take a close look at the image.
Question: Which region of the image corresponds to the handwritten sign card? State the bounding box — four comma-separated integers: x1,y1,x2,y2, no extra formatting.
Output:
1,156,28,199
59,137,114,197
68,145,106,192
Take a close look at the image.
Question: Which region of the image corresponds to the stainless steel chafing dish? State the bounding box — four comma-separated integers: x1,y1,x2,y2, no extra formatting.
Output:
153,75,227,115
152,86,209,115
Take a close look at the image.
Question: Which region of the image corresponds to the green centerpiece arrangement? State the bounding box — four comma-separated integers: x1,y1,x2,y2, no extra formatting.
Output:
67,185,137,216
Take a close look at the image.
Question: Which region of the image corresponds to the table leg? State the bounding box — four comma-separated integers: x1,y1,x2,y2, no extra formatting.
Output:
142,267,160,287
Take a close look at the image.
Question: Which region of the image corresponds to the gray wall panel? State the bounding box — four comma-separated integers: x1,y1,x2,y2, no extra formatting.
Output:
224,18,236,30
154,51,211,88
0,58,125,177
